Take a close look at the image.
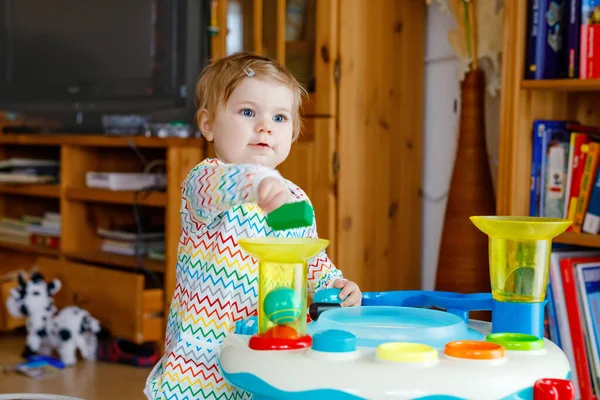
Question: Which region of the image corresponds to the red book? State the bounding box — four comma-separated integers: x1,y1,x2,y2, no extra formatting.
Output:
560,257,600,400
581,23,600,79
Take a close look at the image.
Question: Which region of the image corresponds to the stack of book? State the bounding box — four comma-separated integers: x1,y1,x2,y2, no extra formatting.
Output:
530,120,600,235
97,225,164,258
0,212,61,249
0,158,59,184
525,0,599,80
547,249,600,399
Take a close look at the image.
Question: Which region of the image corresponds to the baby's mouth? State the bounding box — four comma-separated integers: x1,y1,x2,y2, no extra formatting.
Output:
250,143,271,149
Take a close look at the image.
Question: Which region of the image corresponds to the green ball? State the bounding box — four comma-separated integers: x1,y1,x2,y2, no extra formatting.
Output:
263,287,302,324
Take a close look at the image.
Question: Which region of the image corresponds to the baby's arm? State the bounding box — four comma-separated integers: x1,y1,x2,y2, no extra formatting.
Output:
183,159,282,231
307,250,344,296
305,217,344,297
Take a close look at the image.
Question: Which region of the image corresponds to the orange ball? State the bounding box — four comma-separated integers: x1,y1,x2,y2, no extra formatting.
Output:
263,325,298,340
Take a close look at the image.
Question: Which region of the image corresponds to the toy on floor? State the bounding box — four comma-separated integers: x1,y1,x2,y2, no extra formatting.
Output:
219,216,576,399
5,272,103,367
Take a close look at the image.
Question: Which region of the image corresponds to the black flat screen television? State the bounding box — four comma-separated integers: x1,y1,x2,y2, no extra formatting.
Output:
0,0,211,132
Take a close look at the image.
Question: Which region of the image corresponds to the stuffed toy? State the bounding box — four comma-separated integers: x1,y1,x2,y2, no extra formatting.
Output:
5,271,104,366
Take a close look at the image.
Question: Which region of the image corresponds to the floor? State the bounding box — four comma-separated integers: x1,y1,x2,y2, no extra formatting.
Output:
0,333,153,399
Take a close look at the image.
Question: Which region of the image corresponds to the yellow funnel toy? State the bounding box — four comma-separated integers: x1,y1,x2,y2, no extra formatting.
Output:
238,238,329,346
470,216,571,303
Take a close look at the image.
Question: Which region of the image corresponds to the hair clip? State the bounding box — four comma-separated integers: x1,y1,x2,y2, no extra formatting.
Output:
243,66,255,77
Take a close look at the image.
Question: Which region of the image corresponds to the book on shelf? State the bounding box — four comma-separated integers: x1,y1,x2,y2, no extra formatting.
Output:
96,224,165,258
525,0,600,80
0,157,59,185
546,249,600,399
0,212,61,249
530,119,600,235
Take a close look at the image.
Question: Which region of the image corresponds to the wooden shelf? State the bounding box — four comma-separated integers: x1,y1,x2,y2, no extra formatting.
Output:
0,184,59,198
64,187,167,207
555,231,600,248
521,78,600,92
64,250,164,273
0,241,60,257
0,134,204,148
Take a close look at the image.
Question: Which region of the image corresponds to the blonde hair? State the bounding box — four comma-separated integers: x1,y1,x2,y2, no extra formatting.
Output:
195,52,308,140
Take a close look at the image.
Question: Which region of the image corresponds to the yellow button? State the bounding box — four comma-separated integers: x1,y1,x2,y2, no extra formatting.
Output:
376,342,438,363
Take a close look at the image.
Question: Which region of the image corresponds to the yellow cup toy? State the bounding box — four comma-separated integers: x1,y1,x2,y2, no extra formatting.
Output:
470,216,571,303
238,237,329,350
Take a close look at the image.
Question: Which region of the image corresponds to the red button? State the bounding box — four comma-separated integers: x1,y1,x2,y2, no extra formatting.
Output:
533,378,574,400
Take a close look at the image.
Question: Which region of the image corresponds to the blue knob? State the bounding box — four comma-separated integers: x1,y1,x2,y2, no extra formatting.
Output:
235,316,258,335
313,288,345,304
312,329,357,353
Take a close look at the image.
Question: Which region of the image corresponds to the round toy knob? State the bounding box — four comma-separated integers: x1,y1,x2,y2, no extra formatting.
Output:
263,287,302,325
313,288,345,304
312,329,357,353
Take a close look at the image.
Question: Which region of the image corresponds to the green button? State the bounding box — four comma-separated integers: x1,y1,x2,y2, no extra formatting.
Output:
485,333,544,351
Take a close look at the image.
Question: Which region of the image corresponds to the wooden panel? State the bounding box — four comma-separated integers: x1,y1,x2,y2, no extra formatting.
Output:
0,241,60,257
165,147,204,302
143,289,165,314
0,185,59,198
522,79,600,91
64,250,164,273
568,92,600,126
65,188,167,208
0,134,204,148
36,257,153,344
211,0,228,59
338,0,424,291
276,0,286,65
141,316,164,342
314,0,338,117
61,147,100,255
497,0,528,216
556,231,600,247
253,0,263,54
1,195,59,221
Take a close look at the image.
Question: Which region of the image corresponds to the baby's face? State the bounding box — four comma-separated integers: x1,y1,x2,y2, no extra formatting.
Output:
205,77,294,168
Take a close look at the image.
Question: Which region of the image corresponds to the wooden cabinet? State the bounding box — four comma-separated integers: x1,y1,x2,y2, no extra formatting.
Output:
0,135,202,341
499,0,600,250
210,0,425,292
0,1,426,340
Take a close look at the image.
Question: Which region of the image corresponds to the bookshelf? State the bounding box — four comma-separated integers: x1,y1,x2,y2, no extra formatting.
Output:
0,132,203,343
498,0,600,249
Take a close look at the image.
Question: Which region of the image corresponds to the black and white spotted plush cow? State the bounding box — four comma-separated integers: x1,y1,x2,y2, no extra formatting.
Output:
5,272,103,366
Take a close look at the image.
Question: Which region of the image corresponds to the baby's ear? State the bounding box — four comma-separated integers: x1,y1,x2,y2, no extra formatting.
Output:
198,109,213,142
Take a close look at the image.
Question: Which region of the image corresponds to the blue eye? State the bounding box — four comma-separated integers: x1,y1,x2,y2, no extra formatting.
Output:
273,114,286,123
241,108,255,117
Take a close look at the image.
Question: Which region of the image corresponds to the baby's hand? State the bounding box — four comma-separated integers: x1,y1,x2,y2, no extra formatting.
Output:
332,279,362,307
258,177,291,213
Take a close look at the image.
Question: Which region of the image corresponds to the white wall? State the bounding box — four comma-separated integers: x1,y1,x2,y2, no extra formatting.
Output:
421,6,461,290
421,6,501,290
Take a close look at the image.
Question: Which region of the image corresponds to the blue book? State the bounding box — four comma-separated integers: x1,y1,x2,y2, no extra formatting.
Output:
531,120,547,216
526,0,543,79
575,263,600,390
531,120,572,217
582,166,600,234
566,0,581,77
531,0,568,79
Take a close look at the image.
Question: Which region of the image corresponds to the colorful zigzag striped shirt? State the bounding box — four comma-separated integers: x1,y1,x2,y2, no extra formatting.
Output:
144,158,343,399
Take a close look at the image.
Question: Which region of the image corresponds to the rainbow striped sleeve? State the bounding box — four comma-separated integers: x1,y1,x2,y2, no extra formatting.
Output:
183,158,279,230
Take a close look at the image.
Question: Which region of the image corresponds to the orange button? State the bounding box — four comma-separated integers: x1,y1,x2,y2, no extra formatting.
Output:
444,340,505,360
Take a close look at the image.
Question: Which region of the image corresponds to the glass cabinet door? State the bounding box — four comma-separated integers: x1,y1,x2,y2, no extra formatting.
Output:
223,0,317,94
262,0,316,93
